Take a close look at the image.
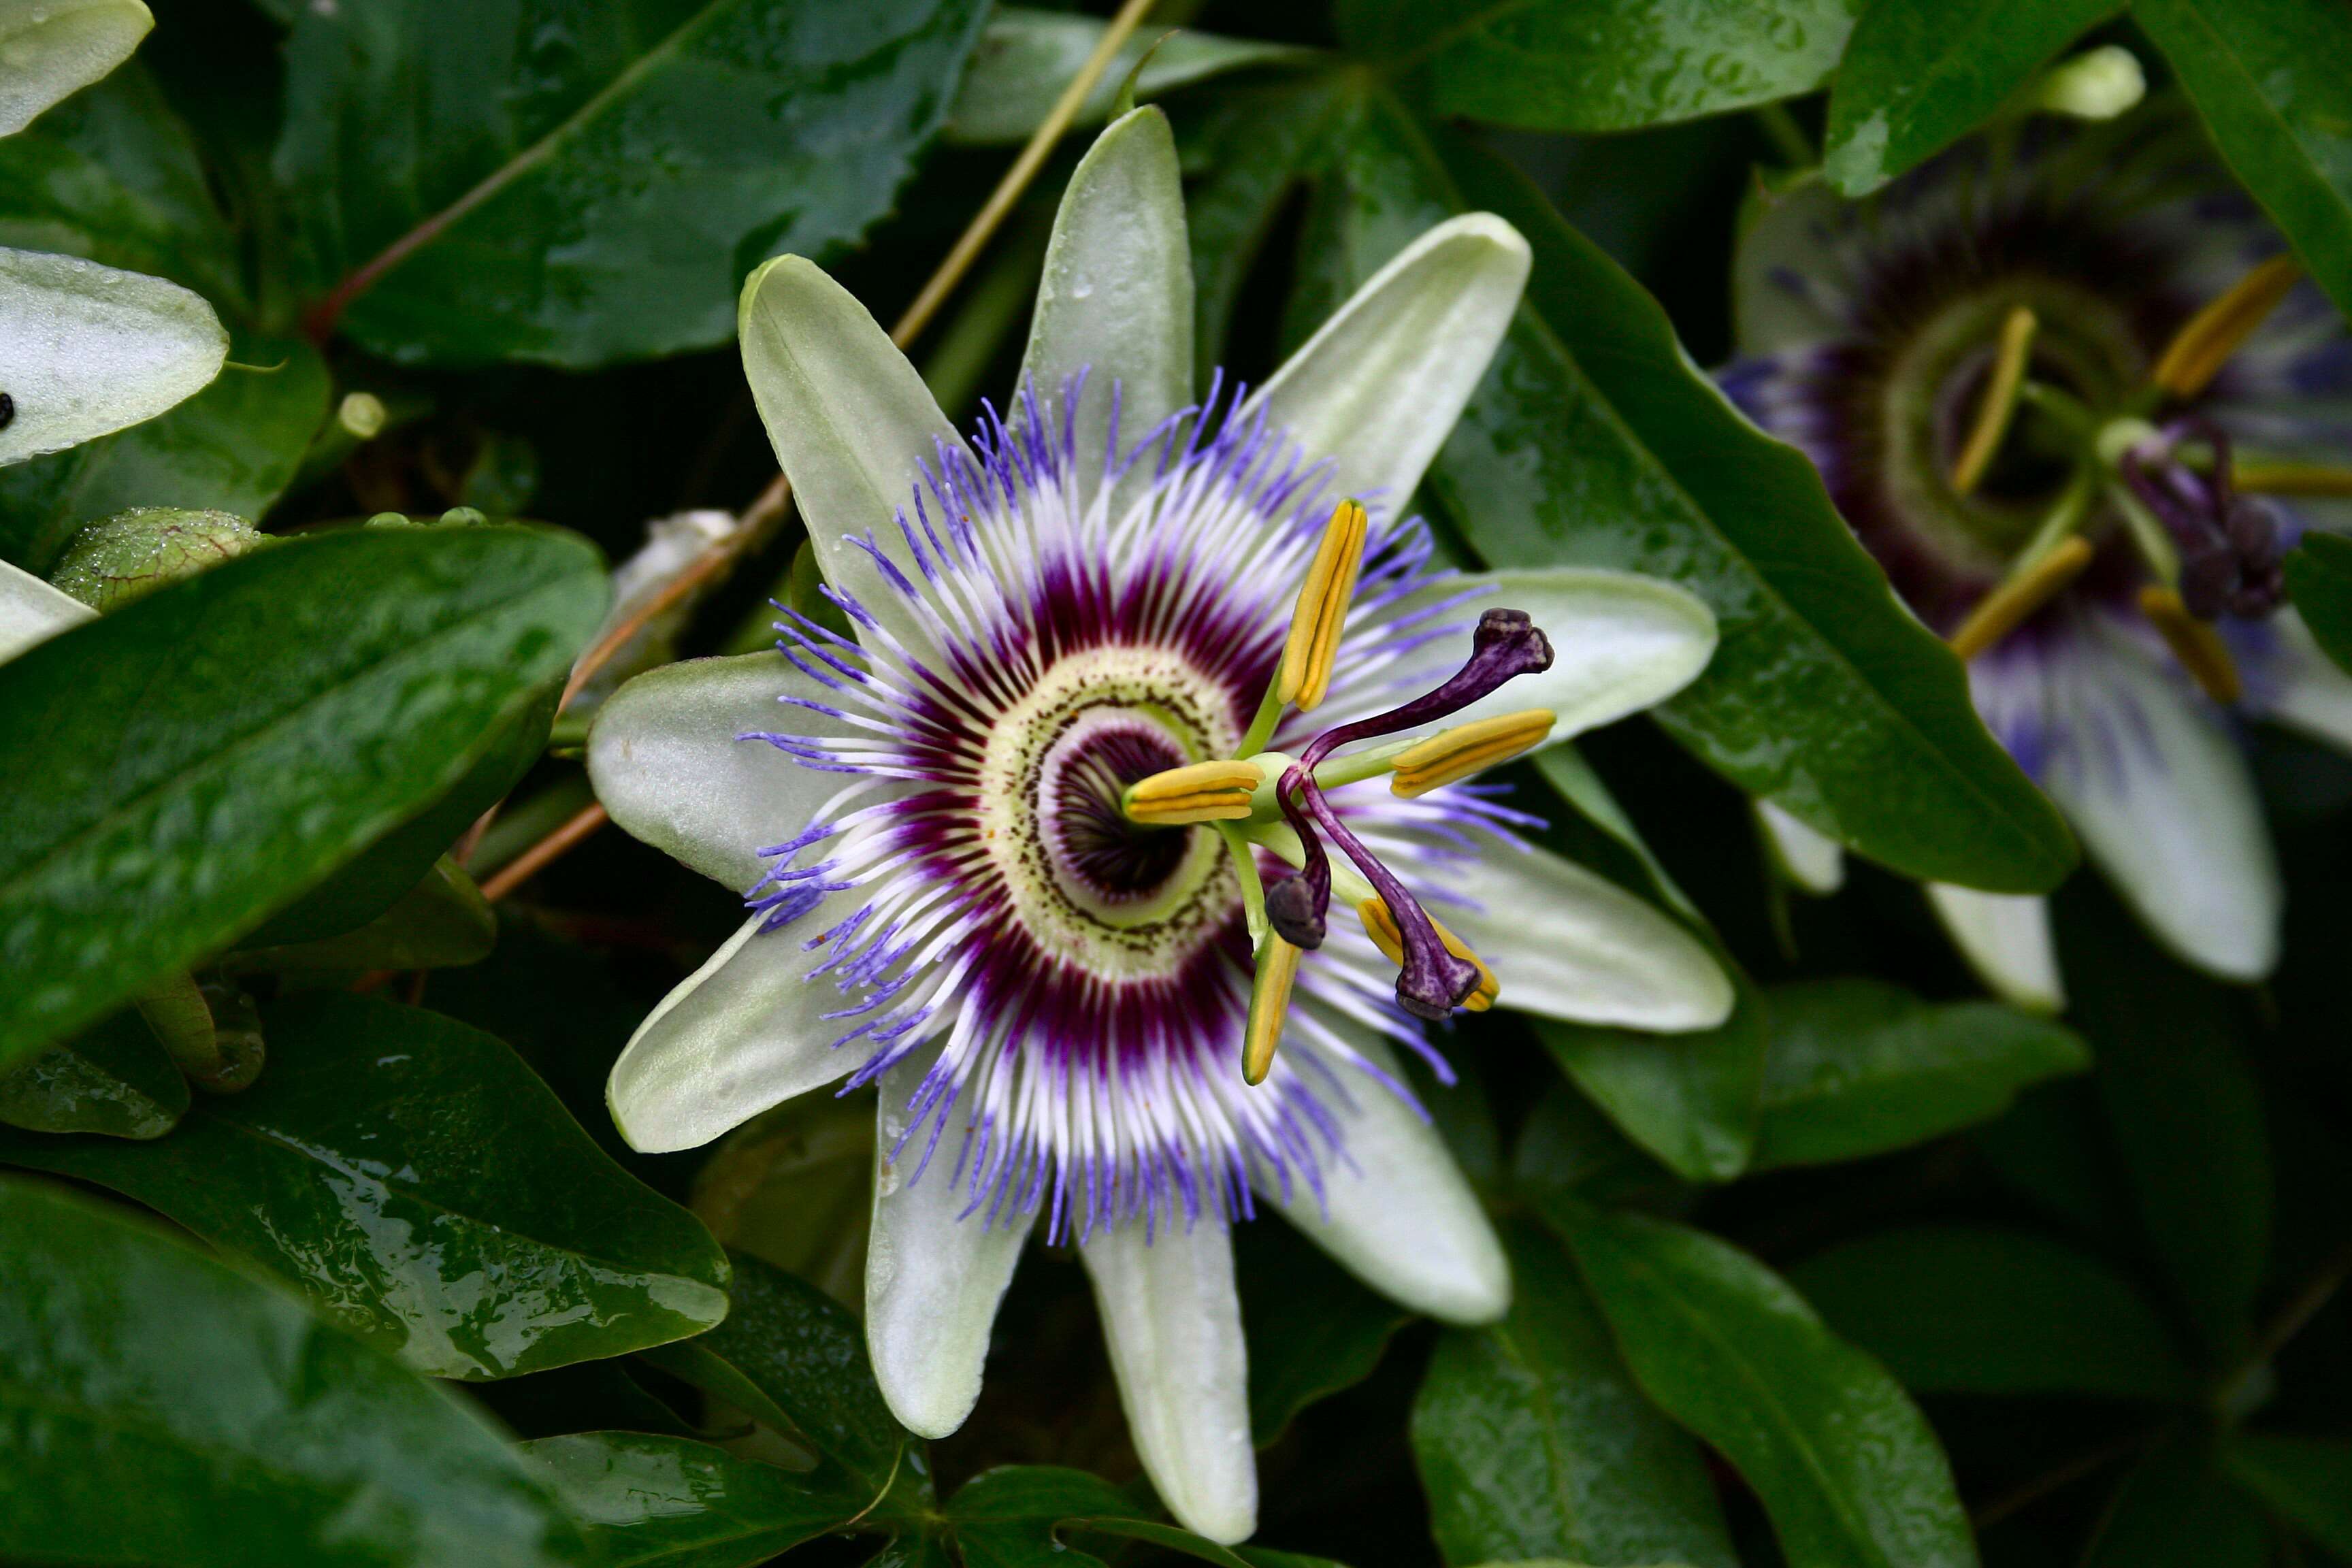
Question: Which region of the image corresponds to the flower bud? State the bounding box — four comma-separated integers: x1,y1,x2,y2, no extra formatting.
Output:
49,507,265,612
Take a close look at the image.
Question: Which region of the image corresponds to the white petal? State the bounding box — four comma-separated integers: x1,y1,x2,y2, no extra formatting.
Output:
738,257,973,656
0,557,94,663
1443,840,1734,1030
587,652,873,892
1925,884,2064,1012
1243,214,1528,511
1017,106,1192,492
2042,627,2280,981
1079,1217,1256,1544
1757,800,1846,895
2251,608,2352,754
1348,566,1715,743
1260,1014,1507,1325
607,907,865,1154
0,0,150,137
0,246,225,465
866,1046,1029,1440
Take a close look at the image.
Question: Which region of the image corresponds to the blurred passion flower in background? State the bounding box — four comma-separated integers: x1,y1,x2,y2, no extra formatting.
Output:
1722,106,2352,1007
587,107,1731,1541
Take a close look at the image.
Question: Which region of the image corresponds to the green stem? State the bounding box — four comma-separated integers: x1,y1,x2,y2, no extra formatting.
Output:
133,972,222,1081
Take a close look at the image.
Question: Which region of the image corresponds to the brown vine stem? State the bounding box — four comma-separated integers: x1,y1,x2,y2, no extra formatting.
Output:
479,0,1161,904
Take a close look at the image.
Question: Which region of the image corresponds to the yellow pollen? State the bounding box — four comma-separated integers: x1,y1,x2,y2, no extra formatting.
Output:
1950,305,2038,497
2138,585,2243,704
1357,898,1497,1012
1947,536,2096,661
1388,708,1558,798
2234,461,2352,497
1121,760,1260,826
2151,252,2302,400
1242,934,1302,1085
1275,499,1369,712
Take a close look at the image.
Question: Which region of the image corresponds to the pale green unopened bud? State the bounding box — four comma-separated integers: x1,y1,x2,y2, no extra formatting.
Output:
338,390,388,439
50,507,266,612
2034,46,2144,122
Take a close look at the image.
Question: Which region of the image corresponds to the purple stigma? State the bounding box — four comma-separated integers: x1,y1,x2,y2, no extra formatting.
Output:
2121,419,2285,621
1276,607,1554,1017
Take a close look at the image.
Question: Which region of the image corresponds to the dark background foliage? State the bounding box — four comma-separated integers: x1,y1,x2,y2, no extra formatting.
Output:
2,0,2350,1565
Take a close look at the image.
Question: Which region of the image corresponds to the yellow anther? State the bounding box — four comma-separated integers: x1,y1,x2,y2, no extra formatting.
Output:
1950,306,2038,496
1122,760,1260,826
1947,536,2096,661
2138,585,2243,704
1356,898,1497,1012
2234,461,2352,497
1275,499,1369,712
1242,934,1302,1085
2151,252,2302,400
1388,708,1558,798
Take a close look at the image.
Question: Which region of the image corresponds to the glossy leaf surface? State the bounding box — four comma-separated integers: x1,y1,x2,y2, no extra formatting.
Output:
1411,1217,1735,1568
1823,0,2118,194
0,525,604,1064
0,992,730,1378
0,1005,184,1138
1752,979,2089,1169
0,1174,591,1566
1556,1203,1976,1568
1239,1210,1411,1444
2286,534,2352,676
2134,0,2352,317
1338,0,1861,132
1539,977,1766,1184
527,1430,866,1567
1788,1226,2190,1399
276,0,991,365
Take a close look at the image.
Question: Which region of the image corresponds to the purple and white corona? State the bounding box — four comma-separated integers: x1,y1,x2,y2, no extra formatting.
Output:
1722,104,2352,1003
589,108,1731,1541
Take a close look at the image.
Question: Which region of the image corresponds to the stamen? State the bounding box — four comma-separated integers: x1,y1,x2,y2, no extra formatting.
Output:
2151,252,2302,400
1242,932,1302,1085
1275,499,1369,712
2234,461,2352,497
1121,759,1260,825
1358,898,1497,1011
1390,708,1557,797
2138,585,2243,703
1946,537,2095,660
1949,305,2038,497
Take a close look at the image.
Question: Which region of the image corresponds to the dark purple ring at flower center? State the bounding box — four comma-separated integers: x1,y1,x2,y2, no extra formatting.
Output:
1046,719,1195,900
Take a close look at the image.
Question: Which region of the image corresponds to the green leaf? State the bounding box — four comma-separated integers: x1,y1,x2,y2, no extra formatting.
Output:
1533,746,1701,924
0,1004,184,1138
1403,102,2074,892
1238,1206,1412,1446
277,0,991,366
2223,1433,2352,1557
0,334,328,572
2059,883,2272,1362
1337,0,1862,132
1538,975,1767,1184
242,680,559,948
1411,1216,1735,1568
2082,1434,2266,1568
947,8,1309,145
1822,0,2119,195
641,1251,919,1505
2285,534,2352,676
226,853,495,971
1552,1202,1977,1568
1786,1226,2191,1400
1509,1079,1686,1211
1752,979,2090,1169
2133,0,2352,318
0,524,604,1065
525,1430,868,1568
945,1466,1251,1568
0,992,729,1378
0,1173,591,1566
0,0,151,138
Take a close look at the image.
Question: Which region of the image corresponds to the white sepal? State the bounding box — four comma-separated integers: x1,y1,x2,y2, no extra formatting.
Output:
1925,884,2065,1012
